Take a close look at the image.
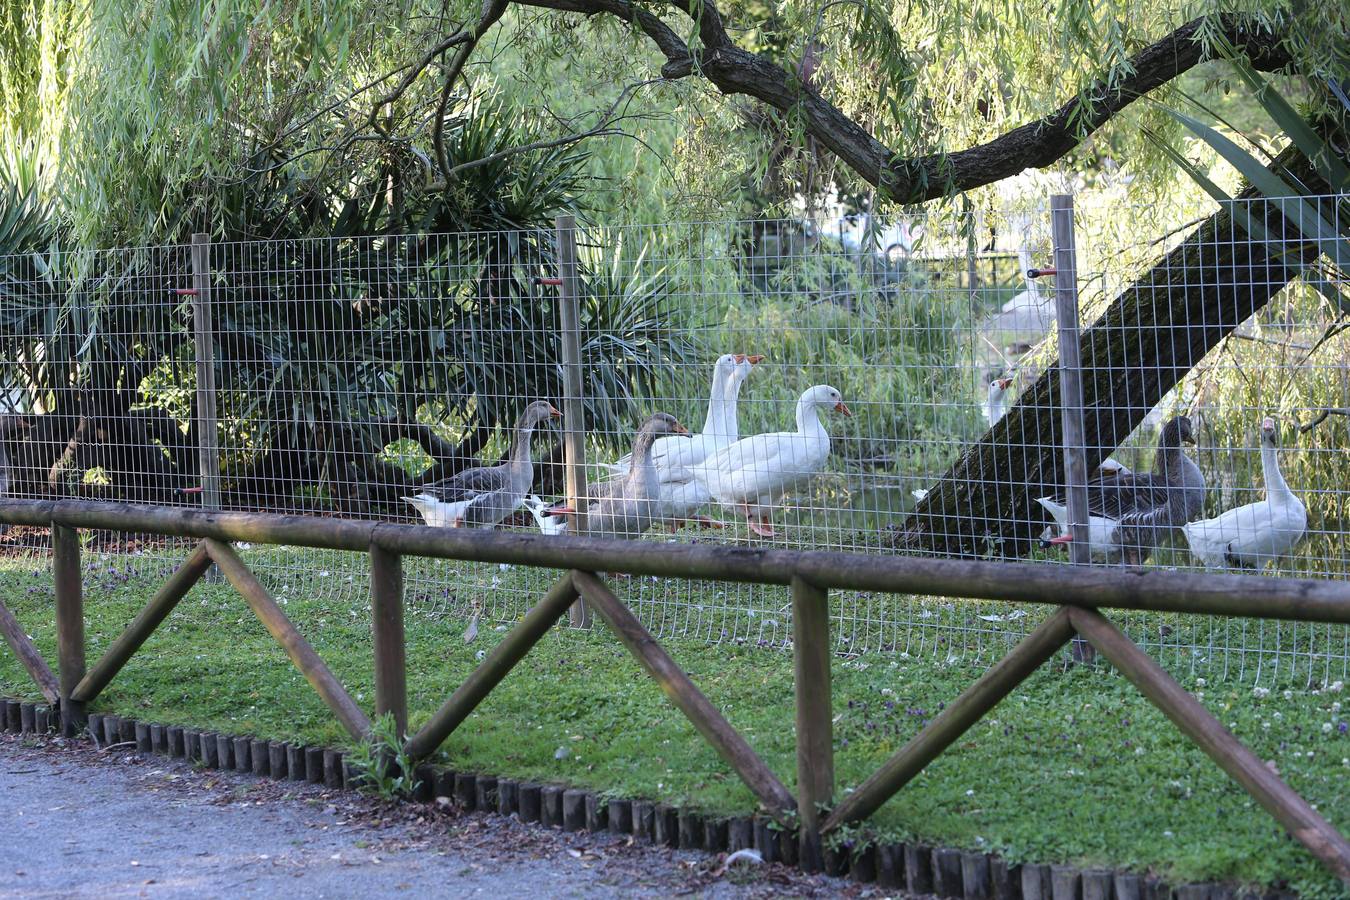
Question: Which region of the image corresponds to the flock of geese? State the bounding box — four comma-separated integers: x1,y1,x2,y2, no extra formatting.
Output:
403,358,1309,572
404,354,851,541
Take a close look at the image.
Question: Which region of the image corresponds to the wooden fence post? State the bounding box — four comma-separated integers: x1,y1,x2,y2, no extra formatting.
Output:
52,524,85,736
556,215,590,629
370,545,407,738
793,576,833,871
1050,194,1094,663
191,233,222,582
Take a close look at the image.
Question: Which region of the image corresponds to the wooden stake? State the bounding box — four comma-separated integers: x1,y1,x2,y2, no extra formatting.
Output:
53,524,85,734
404,572,579,759
573,570,796,814
369,544,407,737
1068,606,1350,884
73,542,212,703
555,214,590,629
0,596,59,704
190,234,223,517
203,539,370,739
824,607,1075,832
792,576,834,871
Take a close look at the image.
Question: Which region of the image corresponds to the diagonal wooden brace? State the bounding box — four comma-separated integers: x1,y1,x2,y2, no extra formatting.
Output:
824,606,1076,832
0,595,60,705
72,542,213,704
403,571,580,759
1068,606,1350,885
572,570,797,815
204,539,371,740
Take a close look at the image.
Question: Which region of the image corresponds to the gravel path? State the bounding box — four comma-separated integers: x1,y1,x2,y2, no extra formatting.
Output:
0,733,886,899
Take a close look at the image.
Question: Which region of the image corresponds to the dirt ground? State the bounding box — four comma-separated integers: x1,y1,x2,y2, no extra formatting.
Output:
0,732,901,899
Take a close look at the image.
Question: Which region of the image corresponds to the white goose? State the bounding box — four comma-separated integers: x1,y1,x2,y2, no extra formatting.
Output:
602,353,760,478
688,384,850,537
982,376,1014,425
1183,417,1306,570
523,494,569,535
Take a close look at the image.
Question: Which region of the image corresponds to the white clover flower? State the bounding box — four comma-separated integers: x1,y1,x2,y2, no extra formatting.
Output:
1253,687,1270,699
1262,721,1271,730
1330,681,1344,693
1333,702,1342,713
1283,690,1294,700
1196,678,1206,687
1323,722,1334,734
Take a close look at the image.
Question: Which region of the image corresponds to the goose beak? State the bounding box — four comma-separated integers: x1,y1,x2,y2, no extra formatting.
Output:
546,504,575,516
1047,534,1073,546
747,355,765,364
1261,417,1275,433
834,401,852,416
176,486,204,495
673,421,690,434
996,378,1013,390
733,354,746,362
549,406,563,418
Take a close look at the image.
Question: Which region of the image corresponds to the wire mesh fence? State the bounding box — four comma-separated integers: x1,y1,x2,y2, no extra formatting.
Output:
1,192,1347,684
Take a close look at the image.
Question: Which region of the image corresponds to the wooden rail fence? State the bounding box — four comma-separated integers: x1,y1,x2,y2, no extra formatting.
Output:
1,498,1348,884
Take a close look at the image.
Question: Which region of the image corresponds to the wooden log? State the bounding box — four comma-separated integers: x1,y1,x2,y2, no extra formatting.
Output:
792,575,833,872
703,817,728,852
52,524,85,735
369,545,407,737
216,734,235,769
118,718,135,745
562,789,587,831
607,799,632,835
1081,869,1112,900
877,843,905,889
496,778,519,816
541,786,564,827
850,843,877,882
20,701,36,733
287,743,307,781
777,822,798,867
454,773,478,810
934,848,964,896
102,715,120,746
678,810,704,849
1021,863,1051,900
13,498,1350,627
434,769,456,801
632,800,655,842
0,597,59,705
655,805,679,848
323,750,344,789
585,793,608,832
991,857,1018,900
134,721,151,753
167,726,185,757
204,539,370,740
823,843,848,877
84,712,103,742
825,607,1074,832
343,760,361,791
305,747,325,784
728,817,754,852
518,783,542,823
3,699,20,731
150,724,165,753
574,571,795,814
752,816,779,863
404,573,578,759
182,729,200,761
1114,873,1143,900
475,776,498,812
229,736,250,772
1068,607,1350,884
200,732,219,768
35,706,52,734
1051,865,1081,900
72,543,212,704
906,844,935,895
268,741,287,779
252,740,270,777
962,852,993,899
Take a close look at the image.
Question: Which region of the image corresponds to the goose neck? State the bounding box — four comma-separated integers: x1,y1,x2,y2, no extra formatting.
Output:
1261,442,1295,503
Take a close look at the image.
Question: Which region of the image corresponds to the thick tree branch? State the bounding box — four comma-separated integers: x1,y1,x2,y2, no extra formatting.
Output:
504,1,1291,201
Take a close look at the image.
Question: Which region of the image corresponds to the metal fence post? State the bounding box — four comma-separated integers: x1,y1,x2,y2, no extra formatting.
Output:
1050,194,1095,663
190,233,223,582
555,215,591,629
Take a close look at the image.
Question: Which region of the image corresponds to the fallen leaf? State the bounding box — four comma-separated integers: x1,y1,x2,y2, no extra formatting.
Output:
462,615,479,644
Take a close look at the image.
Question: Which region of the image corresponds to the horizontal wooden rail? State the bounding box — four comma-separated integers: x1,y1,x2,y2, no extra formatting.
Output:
3,499,1349,625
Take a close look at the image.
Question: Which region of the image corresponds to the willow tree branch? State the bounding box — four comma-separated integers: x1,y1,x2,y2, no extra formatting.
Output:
503,2,1291,201
432,0,512,180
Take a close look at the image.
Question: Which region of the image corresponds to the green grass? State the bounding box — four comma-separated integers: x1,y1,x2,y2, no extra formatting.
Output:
2,546,1348,898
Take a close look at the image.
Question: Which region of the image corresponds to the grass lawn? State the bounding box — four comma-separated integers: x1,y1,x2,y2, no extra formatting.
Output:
1,544,1348,898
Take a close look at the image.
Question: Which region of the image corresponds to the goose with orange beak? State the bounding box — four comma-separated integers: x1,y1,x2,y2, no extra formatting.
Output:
687,384,850,537
404,400,561,528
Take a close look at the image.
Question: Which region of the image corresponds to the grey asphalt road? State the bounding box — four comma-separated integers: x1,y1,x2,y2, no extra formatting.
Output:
0,732,884,899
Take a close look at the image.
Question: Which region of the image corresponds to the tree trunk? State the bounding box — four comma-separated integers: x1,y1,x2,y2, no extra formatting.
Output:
895,135,1340,557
